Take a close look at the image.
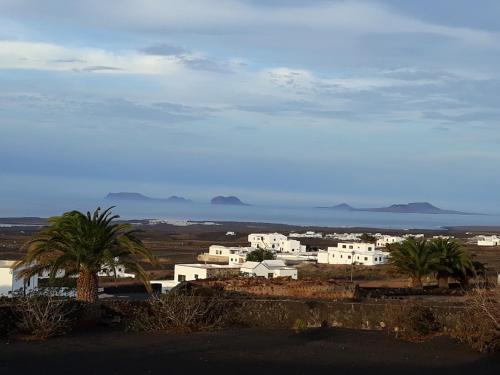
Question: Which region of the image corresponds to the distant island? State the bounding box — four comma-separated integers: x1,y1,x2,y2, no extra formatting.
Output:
211,196,249,206
318,202,479,215
105,192,192,203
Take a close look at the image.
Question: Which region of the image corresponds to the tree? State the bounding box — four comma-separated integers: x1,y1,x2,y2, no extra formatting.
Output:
428,238,475,288
360,233,376,243
246,248,276,262
16,207,157,303
390,238,439,288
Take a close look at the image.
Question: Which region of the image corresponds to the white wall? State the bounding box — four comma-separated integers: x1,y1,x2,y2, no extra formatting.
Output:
248,233,287,250
174,265,208,282
278,239,306,253
0,263,38,297
376,236,403,247
318,243,388,266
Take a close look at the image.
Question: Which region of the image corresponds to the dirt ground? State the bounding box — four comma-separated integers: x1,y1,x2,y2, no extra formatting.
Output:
1,328,499,374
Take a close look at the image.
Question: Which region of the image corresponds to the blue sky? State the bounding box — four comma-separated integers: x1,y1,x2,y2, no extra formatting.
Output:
1,0,499,211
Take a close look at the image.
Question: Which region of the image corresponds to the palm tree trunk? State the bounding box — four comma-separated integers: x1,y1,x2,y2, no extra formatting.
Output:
411,276,423,289
76,271,99,303
437,272,449,288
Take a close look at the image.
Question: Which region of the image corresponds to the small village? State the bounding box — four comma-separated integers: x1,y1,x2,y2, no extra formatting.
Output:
2,227,499,297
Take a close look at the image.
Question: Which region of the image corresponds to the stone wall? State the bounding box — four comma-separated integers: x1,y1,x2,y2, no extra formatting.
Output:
230,299,466,331
194,278,358,300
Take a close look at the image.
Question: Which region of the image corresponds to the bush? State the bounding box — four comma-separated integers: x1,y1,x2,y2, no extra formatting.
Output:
127,291,226,332
0,304,16,337
383,301,441,341
293,318,308,332
12,289,77,339
451,287,500,352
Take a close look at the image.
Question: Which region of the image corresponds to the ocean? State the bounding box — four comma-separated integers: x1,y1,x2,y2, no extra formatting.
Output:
1,197,499,229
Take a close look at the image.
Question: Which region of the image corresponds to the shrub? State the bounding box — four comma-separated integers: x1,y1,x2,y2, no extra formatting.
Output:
293,318,308,332
127,291,226,332
0,304,16,337
451,287,500,352
383,301,441,341
12,289,77,339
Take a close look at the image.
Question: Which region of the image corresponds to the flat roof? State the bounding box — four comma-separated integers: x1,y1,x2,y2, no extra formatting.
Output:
176,263,241,269
0,260,17,268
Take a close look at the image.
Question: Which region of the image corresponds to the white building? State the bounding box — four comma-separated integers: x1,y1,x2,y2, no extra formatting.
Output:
278,239,307,253
325,233,363,241
477,235,500,246
0,260,38,297
174,263,241,282
376,235,404,248
98,264,135,278
248,233,306,253
317,242,389,266
226,231,236,236
240,260,298,279
248,233,287,250
289,231,323,238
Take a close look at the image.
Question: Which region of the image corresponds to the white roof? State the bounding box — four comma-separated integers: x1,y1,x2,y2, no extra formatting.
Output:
0,260,16,268
240,261,260,269
176,263,241,270
241,260,295,271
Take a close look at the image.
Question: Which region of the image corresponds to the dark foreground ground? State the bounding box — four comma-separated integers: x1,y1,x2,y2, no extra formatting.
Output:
1,328,499,375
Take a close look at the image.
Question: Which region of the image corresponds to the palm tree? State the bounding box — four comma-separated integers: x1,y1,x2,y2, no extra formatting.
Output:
428,238,475,288
390,238,439,288
16,207,157,303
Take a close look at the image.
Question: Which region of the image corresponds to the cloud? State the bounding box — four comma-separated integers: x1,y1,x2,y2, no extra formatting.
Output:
78,65,122,72
0,40,182,75
1,1,497,47
139,43,187,56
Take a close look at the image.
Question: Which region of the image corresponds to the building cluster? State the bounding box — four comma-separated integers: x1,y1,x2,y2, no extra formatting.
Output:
476,235,500,246
289,231,323,238
5,228,488,297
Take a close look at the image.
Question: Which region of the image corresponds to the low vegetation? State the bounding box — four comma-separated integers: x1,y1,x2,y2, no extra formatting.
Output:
452,287,500,352
126,290,226,332
11,289,78,339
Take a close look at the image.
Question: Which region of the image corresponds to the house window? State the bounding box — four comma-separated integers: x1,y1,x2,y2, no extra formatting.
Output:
368,247,372,251
267,273,274,278
178,274,186,282
348,255,351,259
342,245,346,248
364,257,368,261
349,245,353,249
194,274,199,279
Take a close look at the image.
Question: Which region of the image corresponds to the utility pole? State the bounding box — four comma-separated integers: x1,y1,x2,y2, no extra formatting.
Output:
350,250,355,282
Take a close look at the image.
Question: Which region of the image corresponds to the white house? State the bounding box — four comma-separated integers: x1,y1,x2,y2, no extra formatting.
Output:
0,260,38,297
477,235,500,246
98,264,136,278
289,231,323,238
278,239,307,253
248,233,305,253
317,242,389,266
325,233,363,241
376,235,404,248
226,231,236,236
248,233,287,250
240,260,298,279
174,263,241,282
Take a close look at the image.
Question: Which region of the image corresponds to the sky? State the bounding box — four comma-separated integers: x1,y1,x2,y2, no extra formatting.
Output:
1,0,500,211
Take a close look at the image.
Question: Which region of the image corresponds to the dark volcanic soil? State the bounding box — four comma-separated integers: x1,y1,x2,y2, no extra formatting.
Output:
1,328,499,374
